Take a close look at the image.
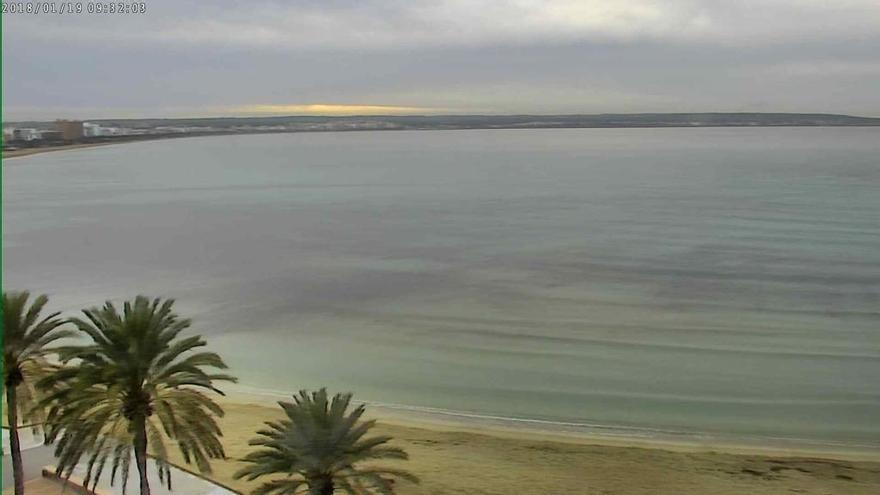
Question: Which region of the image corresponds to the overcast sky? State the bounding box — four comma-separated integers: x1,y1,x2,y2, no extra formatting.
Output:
3,0,880,120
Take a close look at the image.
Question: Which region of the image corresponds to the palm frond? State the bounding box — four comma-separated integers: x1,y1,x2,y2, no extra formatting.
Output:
3,291,69,427
237,389,416,494
38,295,236,493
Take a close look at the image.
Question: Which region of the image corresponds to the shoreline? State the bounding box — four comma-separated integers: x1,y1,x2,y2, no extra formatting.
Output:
5,124,880,160
193,396,880,494
2,141,120,159
224,386,880,463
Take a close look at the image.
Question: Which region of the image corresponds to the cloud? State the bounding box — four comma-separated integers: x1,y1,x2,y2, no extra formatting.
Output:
362,82,692,114
4,0,880,119
757,60,880,78
230,104,447,115
7,0,880,50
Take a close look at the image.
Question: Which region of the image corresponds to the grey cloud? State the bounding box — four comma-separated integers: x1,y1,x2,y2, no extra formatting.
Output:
3,0,879,119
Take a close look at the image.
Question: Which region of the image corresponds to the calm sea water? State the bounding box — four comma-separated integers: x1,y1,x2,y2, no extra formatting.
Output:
3,128,879,449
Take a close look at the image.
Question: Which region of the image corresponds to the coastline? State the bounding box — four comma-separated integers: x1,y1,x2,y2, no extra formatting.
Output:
187,393,880,495
2,142,119,159
223,387,880,463
4,127,879,494
4,122,880,160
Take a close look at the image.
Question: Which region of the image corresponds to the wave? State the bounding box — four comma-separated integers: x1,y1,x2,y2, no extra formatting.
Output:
227,384,880,453
414,327,880,361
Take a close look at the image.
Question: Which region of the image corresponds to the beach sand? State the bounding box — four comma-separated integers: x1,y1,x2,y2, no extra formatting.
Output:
156,400,880,495
1,142,116,159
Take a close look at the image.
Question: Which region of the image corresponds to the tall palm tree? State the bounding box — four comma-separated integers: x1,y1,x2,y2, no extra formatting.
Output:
3,291,72,495
235,389,418,495
39,295,236,495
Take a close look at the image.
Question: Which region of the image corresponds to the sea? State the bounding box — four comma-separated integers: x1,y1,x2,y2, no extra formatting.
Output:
3,127,879,451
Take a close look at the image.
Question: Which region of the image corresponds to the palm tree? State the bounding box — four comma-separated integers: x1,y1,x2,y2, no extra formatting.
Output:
235,388,418,495
3,291,72,495
39,295,236,495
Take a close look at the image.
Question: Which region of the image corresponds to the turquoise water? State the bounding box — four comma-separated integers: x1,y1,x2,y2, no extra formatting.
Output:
3,128,879,449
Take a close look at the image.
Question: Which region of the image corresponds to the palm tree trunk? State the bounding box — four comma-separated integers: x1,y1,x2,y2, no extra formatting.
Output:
133,416,151,495
308,476,334,495
6,385,26,495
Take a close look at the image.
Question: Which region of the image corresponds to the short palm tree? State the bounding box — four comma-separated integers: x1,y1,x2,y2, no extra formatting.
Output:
235,389,418,495
3,291,72,495
39,295,236,495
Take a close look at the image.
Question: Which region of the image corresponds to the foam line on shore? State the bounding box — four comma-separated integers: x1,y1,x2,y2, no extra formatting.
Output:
224,383,880,457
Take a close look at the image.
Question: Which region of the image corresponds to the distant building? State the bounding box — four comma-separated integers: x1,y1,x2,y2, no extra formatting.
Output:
83,122,102,137
12,128,41,141
2,128,18,149
55,120,84,140
83,122,138,137
40,130,64,141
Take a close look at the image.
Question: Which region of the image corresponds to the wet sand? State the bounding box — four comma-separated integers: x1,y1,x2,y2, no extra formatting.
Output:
164,401,880,495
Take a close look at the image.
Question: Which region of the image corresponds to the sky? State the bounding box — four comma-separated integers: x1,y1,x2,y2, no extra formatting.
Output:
3,0,880,120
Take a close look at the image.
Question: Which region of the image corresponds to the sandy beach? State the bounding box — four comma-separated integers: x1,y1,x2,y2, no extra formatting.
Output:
1,142,119,159
148,398,880,495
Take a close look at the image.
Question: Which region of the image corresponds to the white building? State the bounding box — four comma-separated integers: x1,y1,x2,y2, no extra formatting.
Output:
12,128,42,141
83,122,138,137
83,122,102,137
83,122,126,137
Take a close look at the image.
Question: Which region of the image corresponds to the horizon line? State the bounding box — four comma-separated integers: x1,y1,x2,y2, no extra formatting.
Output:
4,111,880,124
